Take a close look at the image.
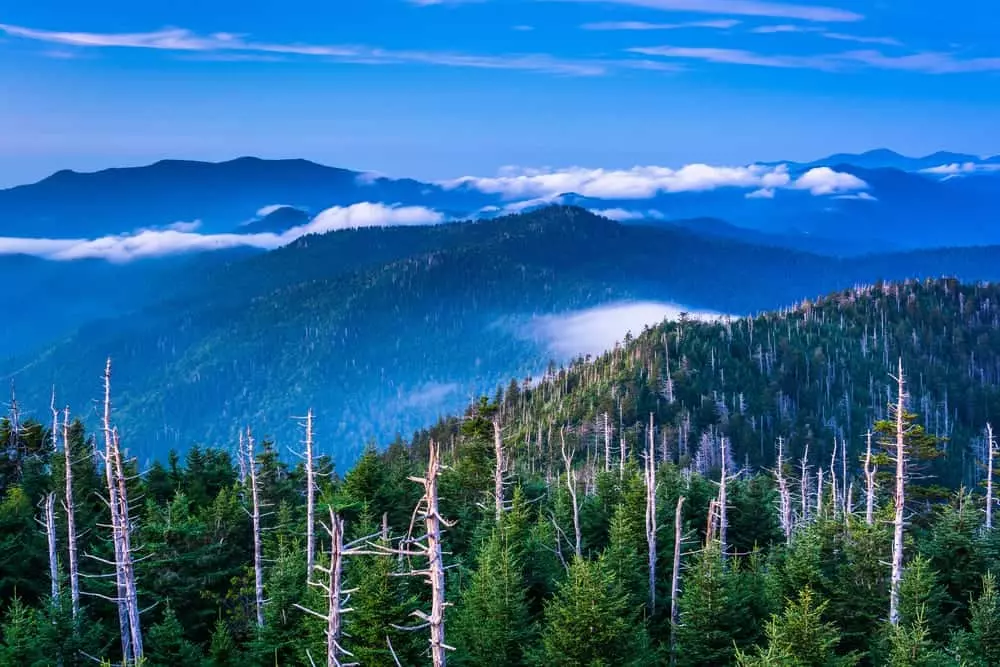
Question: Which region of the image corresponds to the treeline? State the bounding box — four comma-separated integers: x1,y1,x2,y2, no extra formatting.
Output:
4,278,1000,665
2,370,1000,666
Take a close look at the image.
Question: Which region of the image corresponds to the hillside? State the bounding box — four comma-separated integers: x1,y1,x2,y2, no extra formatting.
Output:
419,277,1000,490
9,206,1000,465
4,278,1000,666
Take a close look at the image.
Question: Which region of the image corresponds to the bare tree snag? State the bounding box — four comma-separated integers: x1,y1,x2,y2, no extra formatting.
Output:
987,423,996,532
864,430,877,526
492,412,508,523
305,409,318,583
889,358,907,627
604,412,611,473
829,440,839,518
645,413,658,614
815,468,824,518
295,508,381,667
102,359,132,664
112,429,143,661
775,438,792,544
669,495,685,667
62,407,80,618
43,492,60,604
717,437,729,561
246,428,266,629
561,427,582,559
799,444,810,524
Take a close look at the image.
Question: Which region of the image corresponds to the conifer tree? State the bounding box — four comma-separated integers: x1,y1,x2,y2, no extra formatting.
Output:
533,556,652,666
451,527,532,666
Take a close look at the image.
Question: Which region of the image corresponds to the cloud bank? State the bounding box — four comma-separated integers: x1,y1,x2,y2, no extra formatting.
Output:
444,163,868,199
0,202,444,263
525,301,727,358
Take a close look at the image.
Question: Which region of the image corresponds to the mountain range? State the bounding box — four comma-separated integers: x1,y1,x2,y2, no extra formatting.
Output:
4,148,1000,464
7,204,1000,465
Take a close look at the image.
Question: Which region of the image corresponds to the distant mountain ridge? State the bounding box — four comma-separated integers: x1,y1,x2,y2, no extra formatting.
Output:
9,205,1000,466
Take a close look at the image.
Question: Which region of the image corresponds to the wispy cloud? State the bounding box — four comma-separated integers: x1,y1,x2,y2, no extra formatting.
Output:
582,19,740,31
750,24,902,46
629,45,839,70
523,301,726,358
822,32,902,47
443,163,867,199
551,0,861,22
920,162,1000,176
0,202,444,263
631,44,1000,73
588,208,666,221
0,23,612,76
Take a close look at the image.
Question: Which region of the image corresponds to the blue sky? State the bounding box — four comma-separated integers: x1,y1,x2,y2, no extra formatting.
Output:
2,0,999,186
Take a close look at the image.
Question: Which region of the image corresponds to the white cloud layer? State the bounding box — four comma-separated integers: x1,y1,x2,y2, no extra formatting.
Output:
526,301,727,358
444,163,867,199
920,162,1000,176
553,0,862,22
588,208,666,221
0,202,443,263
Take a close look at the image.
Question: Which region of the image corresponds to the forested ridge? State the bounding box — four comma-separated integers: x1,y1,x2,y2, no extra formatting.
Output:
6,278,1000,665
9,206,1000,462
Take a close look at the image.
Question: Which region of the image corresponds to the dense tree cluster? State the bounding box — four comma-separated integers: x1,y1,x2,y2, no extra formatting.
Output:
3,278,1000,665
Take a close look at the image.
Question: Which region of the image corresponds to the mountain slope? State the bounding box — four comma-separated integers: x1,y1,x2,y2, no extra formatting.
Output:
8,206,1000,464
421,277,1000,493
0,157,495,237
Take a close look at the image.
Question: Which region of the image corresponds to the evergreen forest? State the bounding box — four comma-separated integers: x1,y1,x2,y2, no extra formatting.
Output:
6,278,1000,665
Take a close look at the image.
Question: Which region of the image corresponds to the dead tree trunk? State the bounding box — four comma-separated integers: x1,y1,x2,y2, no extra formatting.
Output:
645,413,658,614
669,495,685,667
775,438,792,544
829,440,839,518
102,359,132,664
382,440,455,666
815,468,824,518
718,437,728,561
295,507,381,667
43,492,59,604
799,444,810,525
987,424,996,532
864,430,876,526
604,412,611,473
561,427,582,559
305,409,317,583
112,429,143,661
246,428,266,629
62,407,80,618
492,414,507,523
889,359,907,627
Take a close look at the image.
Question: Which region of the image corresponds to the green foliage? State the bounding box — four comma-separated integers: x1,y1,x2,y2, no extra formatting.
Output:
735,586,859,666
532,556,652,666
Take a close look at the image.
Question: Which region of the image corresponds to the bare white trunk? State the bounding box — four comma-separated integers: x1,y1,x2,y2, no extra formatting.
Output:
112,430,143,661
987,424,996,531
669,495,685,667
889,359,907,627
561,427,582,559
799,444,810,524
829,440,839,518
44,492,60,604
604,413,611,474
864,430,876,526
775,438,792,544
305,409,317,583
325,511,346,667
62,407,80,618
619,435,627,479
841,438,848,516
492,415,506,523
815,467,824,518
645,413,657,614
425,442,450,667
246,429,266,628
718,437,728,561
103,359,132,664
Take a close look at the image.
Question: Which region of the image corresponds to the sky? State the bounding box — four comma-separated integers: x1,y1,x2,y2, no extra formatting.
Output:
2,0,999,187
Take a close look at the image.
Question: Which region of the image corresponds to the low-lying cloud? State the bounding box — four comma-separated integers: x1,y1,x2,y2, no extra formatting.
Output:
0,202,444,263
524,300,727,358
444,163,868,200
